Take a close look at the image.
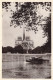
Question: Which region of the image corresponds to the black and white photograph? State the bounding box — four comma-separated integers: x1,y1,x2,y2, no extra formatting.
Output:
2,2,51,78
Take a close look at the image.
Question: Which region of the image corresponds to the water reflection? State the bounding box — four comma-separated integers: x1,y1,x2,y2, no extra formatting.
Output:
2,55,51,78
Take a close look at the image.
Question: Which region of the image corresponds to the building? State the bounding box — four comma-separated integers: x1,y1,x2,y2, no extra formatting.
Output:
15,27,34,53
15,37,22,46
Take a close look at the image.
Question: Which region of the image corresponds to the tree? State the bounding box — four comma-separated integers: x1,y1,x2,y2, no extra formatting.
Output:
14,45,23,53
2,2,51,35
2,2,51,49
10,2,51,34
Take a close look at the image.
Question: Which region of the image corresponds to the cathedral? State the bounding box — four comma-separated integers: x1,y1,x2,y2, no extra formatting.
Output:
15,27,34,53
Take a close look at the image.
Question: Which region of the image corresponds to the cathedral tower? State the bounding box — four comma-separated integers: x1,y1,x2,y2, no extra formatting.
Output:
23,27,25,41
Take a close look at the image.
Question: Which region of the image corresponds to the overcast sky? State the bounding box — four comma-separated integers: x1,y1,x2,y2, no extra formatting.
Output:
2,2,51,48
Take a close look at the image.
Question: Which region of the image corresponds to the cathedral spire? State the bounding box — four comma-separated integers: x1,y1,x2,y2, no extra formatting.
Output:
23,27,25,41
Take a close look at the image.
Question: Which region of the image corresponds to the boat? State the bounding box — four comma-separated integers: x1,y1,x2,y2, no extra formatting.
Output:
26,57,49,64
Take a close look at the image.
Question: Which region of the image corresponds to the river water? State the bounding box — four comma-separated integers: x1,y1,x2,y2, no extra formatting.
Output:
2,54,51,78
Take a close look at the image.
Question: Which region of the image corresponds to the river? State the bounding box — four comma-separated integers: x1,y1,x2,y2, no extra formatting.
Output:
2,53,51,78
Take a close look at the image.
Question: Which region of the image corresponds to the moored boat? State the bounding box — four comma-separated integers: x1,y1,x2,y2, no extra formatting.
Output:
26,57,49,64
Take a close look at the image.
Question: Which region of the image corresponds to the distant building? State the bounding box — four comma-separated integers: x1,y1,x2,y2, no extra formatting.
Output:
15,27,34,53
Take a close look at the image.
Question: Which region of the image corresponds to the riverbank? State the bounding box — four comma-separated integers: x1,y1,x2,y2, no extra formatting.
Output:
2,53,51,62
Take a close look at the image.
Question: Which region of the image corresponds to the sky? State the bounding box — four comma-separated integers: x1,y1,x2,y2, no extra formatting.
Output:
2,2,51,48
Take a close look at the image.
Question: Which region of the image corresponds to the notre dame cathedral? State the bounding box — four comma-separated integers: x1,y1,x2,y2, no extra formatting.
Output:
15,28,34,53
